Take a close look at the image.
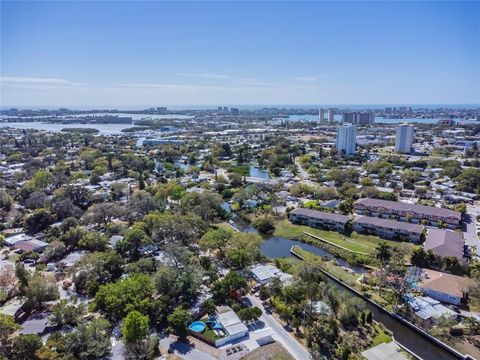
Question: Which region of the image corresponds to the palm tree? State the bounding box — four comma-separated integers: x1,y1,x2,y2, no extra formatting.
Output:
375,242,391,265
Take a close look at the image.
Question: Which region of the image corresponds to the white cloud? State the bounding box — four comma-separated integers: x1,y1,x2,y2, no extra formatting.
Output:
293,76,319,82
177,72,230,79
1,76,83,87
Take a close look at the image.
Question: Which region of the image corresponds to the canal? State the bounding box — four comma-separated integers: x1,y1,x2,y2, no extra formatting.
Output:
230,216,462,360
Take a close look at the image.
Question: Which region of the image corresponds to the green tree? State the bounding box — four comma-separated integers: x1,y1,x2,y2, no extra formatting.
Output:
144,212,207,246
167,307,191,336
199,228,232,259
375,242,391,265
226,232,262,268
32,170,54,191
11,334,42,360
443,256,461,275
138,173,146,190
212,271,247,303
26,273,60,311
51,299,84,327
202,299,217,316
66,318,111,358
122,310,149,344
116,226,151,261
252,216,275,234
456,168,480,194
410,248,436,268
338,199,354,215
24,208,55,234
366,311,373,324
95,274,154,320
0,314,20,355
15,262,30,291
78,231,109,251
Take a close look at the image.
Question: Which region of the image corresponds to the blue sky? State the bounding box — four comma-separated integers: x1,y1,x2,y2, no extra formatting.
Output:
1,1,479,108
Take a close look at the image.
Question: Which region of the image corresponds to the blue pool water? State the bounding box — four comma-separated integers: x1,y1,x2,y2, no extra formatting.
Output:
189,321,206,333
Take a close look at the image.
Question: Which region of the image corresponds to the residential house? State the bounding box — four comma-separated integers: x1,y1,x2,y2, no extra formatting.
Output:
3,233,48,253
411,268,469,305
215,307,249,346
404,295,458,327
249,264,293,285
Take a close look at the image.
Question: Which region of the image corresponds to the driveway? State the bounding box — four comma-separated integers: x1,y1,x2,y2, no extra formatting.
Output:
246,294,310,359
295,158,314,186
464,205,480,257
159,335,216,360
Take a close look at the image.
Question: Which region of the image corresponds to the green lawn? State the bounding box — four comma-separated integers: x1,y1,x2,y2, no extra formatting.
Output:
214,222,235,232
292,246,360,286
274,219,417,254
194,318,225,344
371,324,392,346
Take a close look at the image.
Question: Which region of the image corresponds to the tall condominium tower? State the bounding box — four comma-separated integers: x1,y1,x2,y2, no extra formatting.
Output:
395,124,414,153
336,124,357,156
328,108,334,123
343,111,375,125
319,108,325,123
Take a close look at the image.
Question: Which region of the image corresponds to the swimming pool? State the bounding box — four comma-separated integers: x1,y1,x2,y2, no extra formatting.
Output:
188,321,206,333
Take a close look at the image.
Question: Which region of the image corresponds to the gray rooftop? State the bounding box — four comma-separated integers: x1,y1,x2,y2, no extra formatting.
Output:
290,208,350,224
355,198,461,221
353,216,424,234
424,228,464,261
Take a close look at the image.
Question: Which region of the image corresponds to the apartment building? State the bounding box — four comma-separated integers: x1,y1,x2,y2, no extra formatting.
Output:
354,198,461,229
289,208,350,232
352,216,424,242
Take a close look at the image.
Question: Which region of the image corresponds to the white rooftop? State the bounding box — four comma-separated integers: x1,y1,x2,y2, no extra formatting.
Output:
4,233,33,245
250,264,280,282
362,342,408,360
217,309,248,337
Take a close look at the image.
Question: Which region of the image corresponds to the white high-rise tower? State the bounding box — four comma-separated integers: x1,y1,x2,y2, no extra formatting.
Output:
336,124,357,156
395,124,414,153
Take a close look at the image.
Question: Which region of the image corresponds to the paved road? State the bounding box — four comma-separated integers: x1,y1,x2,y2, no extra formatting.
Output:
464,204,480,257
159,336,216,360
294,158,314,186
244,177,278,186
246,294,310,360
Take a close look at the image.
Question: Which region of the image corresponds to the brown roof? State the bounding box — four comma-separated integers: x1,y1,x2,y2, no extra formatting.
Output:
355,198,461,221
290,208,350,224
418,268,469,298
353,216,424,234
424,229,465,261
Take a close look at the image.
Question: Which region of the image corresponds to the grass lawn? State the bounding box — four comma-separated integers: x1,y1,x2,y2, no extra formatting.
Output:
371,323,392,347
214,221,234,232
201,327,224,343
196,317,225,343
292,246,360,286
469,298,480,313
241,342,295,360
274,219,417,254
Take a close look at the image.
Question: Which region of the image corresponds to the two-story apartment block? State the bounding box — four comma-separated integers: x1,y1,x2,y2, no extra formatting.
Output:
354,198,461,229
353,216,424,242
289,208,350,232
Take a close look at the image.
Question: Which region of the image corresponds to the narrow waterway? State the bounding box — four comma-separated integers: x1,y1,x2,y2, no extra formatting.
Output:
229,216,463,360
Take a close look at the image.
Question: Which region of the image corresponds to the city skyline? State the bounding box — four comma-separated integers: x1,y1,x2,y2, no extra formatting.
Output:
1,1,479,107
